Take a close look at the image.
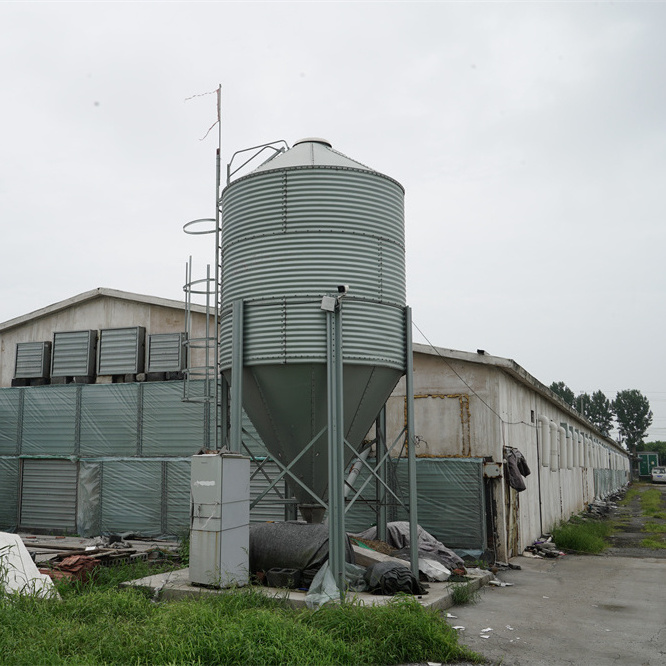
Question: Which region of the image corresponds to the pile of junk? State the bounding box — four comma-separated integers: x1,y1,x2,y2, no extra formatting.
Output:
248,520,468,608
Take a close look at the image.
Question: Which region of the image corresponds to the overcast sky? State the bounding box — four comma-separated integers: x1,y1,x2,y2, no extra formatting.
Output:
1,1,664,441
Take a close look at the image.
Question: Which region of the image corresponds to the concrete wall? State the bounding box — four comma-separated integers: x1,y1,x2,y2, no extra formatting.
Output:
0,291,214,387
385,346,630,561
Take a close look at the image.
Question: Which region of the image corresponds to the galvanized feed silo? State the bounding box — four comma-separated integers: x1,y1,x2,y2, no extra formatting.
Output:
219,138,406,517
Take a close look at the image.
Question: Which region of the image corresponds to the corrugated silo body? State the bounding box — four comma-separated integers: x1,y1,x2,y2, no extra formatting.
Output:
219,139,406,511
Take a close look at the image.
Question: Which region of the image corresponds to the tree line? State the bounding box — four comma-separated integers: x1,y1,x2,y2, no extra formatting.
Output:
548,382,653,459
637,440,666,465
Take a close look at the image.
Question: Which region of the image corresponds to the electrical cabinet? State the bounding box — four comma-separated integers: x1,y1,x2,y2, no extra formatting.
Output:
189,452,250,587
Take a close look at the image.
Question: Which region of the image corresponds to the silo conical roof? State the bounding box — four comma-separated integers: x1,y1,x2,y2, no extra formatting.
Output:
250,137,383,175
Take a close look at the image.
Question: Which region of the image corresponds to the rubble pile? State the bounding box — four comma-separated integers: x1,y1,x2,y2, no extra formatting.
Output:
586,488,626,517
523,535,565,559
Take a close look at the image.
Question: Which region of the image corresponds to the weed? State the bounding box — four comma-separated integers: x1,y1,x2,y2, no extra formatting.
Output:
643,522,666,534
640,537,666,549
177,533,190,566
640,489,664,517
619,488,639,505
449,582,480,605
552,519,612,554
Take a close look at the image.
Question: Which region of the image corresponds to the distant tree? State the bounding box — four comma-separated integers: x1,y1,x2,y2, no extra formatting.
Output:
585,390,614,437
613,390,653,463
550,381,575,408
638,441,666,466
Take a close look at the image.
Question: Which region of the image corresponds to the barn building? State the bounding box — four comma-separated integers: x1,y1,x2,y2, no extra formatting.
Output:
0,288,628,562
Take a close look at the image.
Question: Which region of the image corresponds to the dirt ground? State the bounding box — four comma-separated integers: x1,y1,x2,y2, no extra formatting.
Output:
603,482,666,558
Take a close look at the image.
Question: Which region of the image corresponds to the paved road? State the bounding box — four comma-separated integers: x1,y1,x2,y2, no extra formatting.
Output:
448,553,666,665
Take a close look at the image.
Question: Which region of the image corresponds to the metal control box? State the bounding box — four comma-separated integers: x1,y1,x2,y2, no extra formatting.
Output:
189,452,250,587
483,461,503,479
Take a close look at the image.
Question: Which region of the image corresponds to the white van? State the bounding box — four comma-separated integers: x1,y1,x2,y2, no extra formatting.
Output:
651,466,666,483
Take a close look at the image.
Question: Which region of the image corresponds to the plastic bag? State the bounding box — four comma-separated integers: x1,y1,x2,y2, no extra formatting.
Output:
304,562,368,609
418,557,450,581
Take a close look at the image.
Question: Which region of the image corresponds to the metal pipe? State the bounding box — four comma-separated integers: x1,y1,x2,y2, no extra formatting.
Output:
344,447,371,499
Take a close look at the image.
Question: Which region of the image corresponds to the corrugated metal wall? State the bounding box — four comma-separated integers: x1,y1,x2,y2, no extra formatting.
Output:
0,458,19,529
0,382,212,536
0,390,20,455
594,469,627,499
1,382,487,548
0,382,286,536
21,459,78,532
345,457,486,552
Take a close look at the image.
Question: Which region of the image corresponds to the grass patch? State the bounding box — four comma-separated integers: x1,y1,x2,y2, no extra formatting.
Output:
619,488,640,505
643,522,666,534
0,567,481,665
652,512,666,520
449,582,480,606
641,489,665,517
551,519,613,554
640,537,666,549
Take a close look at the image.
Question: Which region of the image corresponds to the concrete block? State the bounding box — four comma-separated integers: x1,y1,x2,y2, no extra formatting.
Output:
95,376,113,384
50,376,69,385
73,376,94,384
124,374,137,383
135,373,147,382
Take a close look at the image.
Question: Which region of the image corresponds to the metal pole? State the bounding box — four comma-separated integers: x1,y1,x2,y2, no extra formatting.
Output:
230,300,244,453
405,306,419,577
326,303,346,599
376,406,388,543
214,84,222,450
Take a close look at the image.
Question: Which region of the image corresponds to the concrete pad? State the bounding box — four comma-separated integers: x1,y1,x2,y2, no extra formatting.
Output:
121,566,492,609
450,554,666,666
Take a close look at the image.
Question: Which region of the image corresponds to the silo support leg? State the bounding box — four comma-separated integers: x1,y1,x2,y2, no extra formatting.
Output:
375,406,388,544
230,300,244,454
405,306,419,578
327,306,346,600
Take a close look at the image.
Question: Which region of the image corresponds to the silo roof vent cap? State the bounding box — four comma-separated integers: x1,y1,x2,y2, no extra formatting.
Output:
293,137,332,148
